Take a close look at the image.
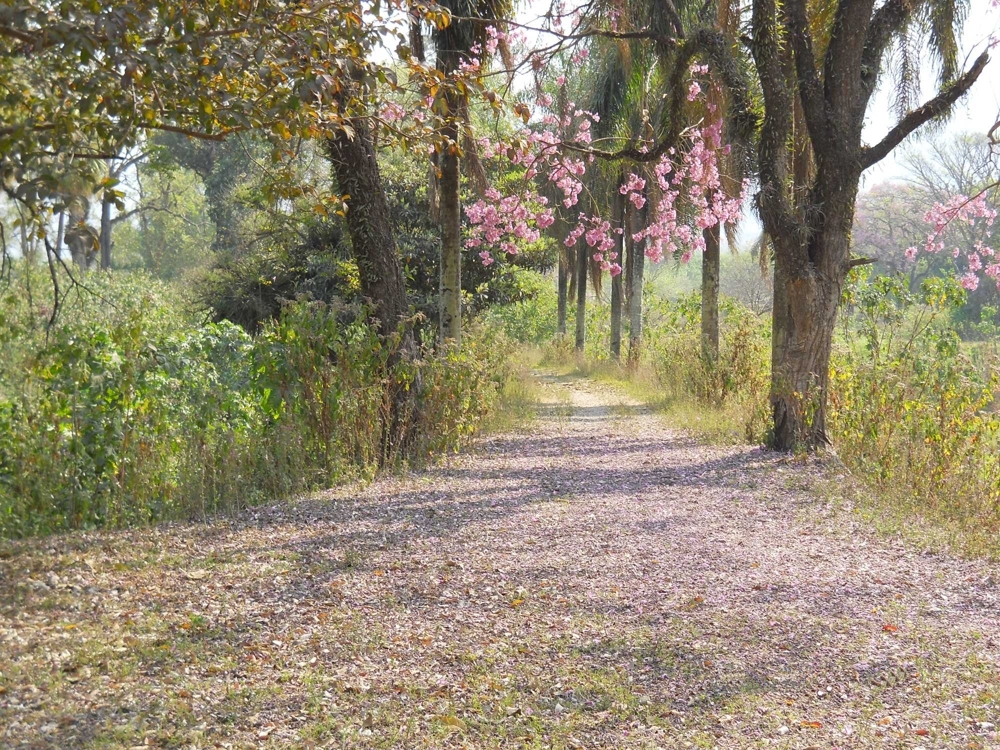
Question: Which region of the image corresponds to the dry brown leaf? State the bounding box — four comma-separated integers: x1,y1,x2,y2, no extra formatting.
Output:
439,714,466,730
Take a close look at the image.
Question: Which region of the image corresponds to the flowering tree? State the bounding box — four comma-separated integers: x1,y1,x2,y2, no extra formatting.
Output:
409,0,754,356
462,64,748,326
454,0,992,450
906,190,999,292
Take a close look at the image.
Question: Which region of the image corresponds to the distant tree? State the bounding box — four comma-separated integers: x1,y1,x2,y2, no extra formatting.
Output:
852,182,931,284
852,133,1000,329
0,0,411,325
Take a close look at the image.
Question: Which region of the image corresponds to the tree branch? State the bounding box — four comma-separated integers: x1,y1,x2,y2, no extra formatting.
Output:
783,0,832,158
139,123,231,142
750,0,805,246
0,23,38,46
111,204,203,228
861,51,989,170
656,0,686,38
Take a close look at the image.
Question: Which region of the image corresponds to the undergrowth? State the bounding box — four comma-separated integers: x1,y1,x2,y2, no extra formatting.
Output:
829,271,1000,558
0,270,518,538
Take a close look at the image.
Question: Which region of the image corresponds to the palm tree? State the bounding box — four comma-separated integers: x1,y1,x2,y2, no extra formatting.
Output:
429,0,512,345
578,2,753,364
582,37,658,361
699,0,747,364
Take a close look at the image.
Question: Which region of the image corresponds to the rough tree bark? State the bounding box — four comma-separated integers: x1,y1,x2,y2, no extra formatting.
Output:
327,119,416,461
623,208,632,323
438,113,462,344
326,121,411,346
748,0,988,450
701,222,721,362
557,222,569,337
99,191,113,270
55,211,65,259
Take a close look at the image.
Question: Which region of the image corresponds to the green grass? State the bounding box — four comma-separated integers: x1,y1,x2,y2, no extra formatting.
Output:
480,345,546,433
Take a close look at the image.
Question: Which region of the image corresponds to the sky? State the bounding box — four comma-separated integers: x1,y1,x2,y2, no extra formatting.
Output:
860,0,1000,186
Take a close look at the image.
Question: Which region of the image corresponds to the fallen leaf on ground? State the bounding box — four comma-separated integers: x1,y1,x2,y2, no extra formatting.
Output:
439,715,466,730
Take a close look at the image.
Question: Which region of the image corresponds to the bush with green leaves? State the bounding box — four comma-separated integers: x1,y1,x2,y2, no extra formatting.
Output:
0,271,512,538
637,292,771,443
829,271,1000,553
475,268,559,345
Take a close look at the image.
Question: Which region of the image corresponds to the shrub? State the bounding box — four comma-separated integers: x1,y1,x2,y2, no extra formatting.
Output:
475,268,559,345
0,271,513,538
642,292,771,443
829,271,1000,553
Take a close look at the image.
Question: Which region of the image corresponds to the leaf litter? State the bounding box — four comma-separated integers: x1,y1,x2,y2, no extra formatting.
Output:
1,375,999,748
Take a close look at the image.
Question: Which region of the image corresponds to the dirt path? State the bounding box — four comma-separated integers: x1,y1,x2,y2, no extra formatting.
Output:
2,375,999,749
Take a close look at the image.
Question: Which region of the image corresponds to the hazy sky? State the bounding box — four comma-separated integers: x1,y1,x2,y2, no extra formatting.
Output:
861,0,1000,185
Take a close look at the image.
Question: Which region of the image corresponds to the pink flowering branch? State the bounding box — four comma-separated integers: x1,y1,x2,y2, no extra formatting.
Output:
905,185,1000,291
466,64,747,277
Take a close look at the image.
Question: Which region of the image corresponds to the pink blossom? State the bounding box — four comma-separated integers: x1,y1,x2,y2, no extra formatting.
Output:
380,101,405,123
463,68,747,276
913,192,999,288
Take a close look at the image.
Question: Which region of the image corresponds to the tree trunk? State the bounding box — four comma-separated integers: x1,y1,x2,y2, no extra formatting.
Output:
769,232,846,451
701,222,721,362
438,120,462,344
326,123,410,344
557,247,568,337
623,205,632,322
627,197,647,365
66,228,93,271
745,0,989,452
610,184,625,361
575,243,587,352
327,121,417,462
610,271,622,361
55,211,65,259
100,193,113,270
